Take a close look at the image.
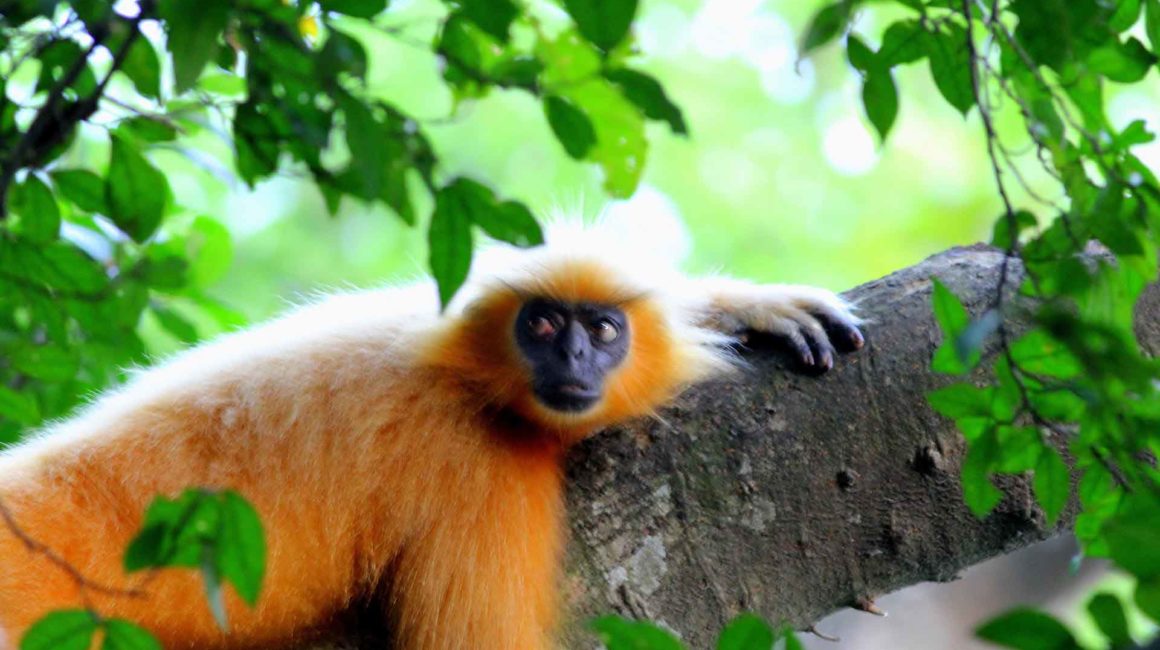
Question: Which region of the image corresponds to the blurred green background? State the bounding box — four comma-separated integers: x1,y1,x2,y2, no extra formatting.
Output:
163,0,1014,322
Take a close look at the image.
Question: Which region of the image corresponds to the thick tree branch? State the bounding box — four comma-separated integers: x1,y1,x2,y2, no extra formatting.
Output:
557,245,1070,647
312,245,1130,648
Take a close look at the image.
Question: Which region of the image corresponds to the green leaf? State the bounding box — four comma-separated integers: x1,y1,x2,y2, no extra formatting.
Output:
861,66,898,142
1009,330,1081,378
188,216,233,288
590,615,685,650
473,201,544,248
880,20,928,67
991,210,1037,250
1113,120,1156,151
217,491,266,606
930,278,976,373
118,117,178,143
233,101,280,186
8,174,60,244
50,169,107,214
993,424,1043,473
124,490,210,572
1148,0,1160,52
1029,389,1085,421
12,345,79,381
72,0,112,25
1060,66,1106,131
21,610,98,650
932,278,969,338
800,2,851,56
101,619,163,650
198,72,246,96
153,304,199,343
121,37,162,99
545,95,598,159
1104,495,1160,578
0,386,40,425
976,608,1080,650
159,0,231,93
1136,577,1160,621
1110,0,1142,32
338,94,388,199
319,0,388,18
1104,0,1141,30
846,34,875,72
604,68,687,135
962,432,1003,517
538,31,647,197
41,242,108,292
562,0,639,52
122,490,264,617
428,179,542,249
926,23,974,115
1010,0,1108,71
492,56,544,89
1087,593,1132,648
430,184,475,309
927,382,994,419
1087,38,1157,83
1033,449,1069,526
781,629,804,650
438,13,483,76
106,134,168,242
458,0,519,42
716,613,774,650
319,28,368,81
142,254,189,291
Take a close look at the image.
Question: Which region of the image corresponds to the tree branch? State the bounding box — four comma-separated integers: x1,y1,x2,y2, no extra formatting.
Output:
0,3,152,217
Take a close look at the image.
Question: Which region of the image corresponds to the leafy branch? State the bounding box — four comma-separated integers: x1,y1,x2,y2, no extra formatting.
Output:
799,0,1160,646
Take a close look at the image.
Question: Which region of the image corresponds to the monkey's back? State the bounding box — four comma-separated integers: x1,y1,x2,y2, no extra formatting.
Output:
0,289,563,648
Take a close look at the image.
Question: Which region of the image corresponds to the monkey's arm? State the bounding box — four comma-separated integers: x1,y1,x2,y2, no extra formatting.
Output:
687,278,864,371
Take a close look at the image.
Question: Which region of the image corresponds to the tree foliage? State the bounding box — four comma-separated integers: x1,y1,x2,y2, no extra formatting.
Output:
801,0,1160,645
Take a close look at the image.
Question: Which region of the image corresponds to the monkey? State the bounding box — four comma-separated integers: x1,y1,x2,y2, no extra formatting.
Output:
0,228,863,650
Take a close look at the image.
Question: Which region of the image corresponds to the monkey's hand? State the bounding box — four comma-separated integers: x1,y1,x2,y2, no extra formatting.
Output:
694,280,864,373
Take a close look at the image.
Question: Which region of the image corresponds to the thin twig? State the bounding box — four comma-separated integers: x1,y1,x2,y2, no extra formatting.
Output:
0,499,145,605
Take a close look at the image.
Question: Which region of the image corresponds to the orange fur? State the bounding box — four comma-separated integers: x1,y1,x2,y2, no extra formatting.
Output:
0,257,717,650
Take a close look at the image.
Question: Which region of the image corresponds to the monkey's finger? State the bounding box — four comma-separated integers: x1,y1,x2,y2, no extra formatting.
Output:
779,327,815,367
816,315,865,354
793,315,836,373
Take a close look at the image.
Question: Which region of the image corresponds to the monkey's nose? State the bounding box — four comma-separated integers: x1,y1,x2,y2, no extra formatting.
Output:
561,321,589,359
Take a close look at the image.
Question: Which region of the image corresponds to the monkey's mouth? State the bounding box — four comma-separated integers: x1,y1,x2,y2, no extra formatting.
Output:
535,382,601,413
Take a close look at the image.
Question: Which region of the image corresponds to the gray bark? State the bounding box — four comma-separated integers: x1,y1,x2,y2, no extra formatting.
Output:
322,245,1125,649
558,245,1070,647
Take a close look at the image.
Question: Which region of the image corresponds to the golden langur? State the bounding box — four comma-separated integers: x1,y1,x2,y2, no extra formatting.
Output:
0,226,863,649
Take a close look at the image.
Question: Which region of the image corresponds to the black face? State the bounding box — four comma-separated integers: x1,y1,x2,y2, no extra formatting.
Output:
514,298,631,413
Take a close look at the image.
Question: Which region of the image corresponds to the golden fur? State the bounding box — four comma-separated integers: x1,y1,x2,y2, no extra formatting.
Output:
0,234,858,649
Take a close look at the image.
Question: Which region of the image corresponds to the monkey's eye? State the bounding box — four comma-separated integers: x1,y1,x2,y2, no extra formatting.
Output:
528,315,559,340
590,319,620,344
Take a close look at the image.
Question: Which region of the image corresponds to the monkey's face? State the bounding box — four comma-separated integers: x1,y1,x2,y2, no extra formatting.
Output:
514,298,631,413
